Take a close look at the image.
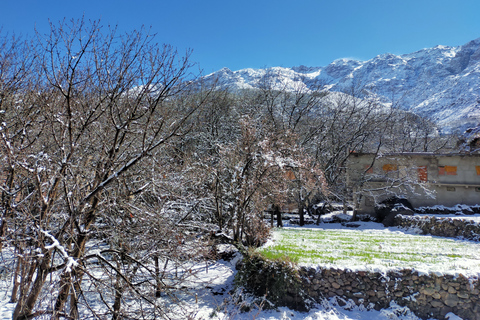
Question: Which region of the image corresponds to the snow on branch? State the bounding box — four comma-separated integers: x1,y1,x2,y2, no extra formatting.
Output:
41,230,78,273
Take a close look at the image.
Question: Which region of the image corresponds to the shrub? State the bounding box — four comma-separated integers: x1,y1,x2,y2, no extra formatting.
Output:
235,248,308,311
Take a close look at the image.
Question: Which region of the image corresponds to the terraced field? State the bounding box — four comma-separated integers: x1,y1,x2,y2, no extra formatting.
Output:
259,225,480,275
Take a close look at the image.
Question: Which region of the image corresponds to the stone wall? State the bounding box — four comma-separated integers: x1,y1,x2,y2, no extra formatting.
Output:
394,215,480,241
297,267,479,320
238,252,480,319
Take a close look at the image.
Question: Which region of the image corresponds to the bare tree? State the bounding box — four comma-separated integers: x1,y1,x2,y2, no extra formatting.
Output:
0,32,39,252
0,18,214,319
247,72,329,225
382,109,452,153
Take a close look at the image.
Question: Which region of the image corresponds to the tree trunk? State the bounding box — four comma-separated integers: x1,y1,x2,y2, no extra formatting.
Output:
69,280,80,320
10,250,22,303
13,254,51,320
0,167,15,251
154,255,161,298
316,202,326,225
214,179,223,232
351,193,361,222
112,259,124,320
232,207,241,242
0,220,7,252
53,197,100,318
351,209,358,222
298,203,304,226
52,272,73,319
274,205,282,228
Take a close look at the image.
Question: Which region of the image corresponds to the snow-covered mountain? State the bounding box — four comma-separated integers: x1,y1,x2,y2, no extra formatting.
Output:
204,38,480,133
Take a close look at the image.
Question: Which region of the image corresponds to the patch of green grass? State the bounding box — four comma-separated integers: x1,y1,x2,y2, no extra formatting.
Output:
258,228,480,271
259,244,300,263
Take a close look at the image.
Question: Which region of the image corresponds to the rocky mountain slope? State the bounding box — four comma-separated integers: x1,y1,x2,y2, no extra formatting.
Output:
205,38,480,133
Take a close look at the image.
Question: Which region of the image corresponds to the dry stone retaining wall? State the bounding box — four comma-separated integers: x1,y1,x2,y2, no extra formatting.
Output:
394,215,480,241
239,253,480,319
297,267,480,320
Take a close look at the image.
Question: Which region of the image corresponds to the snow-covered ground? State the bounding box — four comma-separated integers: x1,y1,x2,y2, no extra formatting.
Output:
1,220,474,319
261,222,480,278
0,248,435,320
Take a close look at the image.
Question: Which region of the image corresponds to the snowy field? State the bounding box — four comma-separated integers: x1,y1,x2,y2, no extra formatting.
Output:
0,221,473,319
260,222,480,277
0,253,455,320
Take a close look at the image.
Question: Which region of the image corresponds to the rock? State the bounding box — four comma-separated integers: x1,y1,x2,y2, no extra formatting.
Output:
343,223,361,228
421,286,436,296
382,207,414,227
444,294,460,307
432,292,442,299
337,298,347,307
431,300,445,308
437,290,448,299
459,302,472,310
416,293,427,302
453,219,463,227
439,306,453,317
367,290,376,297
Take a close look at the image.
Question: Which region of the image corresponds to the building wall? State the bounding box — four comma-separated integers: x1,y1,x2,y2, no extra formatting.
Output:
347,153,480,214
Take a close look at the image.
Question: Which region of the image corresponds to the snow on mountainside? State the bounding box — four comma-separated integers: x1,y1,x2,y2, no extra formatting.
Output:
205,38,480,133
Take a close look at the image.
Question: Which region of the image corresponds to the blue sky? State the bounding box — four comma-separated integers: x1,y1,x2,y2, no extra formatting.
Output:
2,0,480,74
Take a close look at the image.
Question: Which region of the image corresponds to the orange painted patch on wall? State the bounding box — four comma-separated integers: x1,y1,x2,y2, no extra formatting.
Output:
438,166,445,175
382,164,397,172
476,166,480,175
438,166,457,175
418,166,428,182
445,166,457,175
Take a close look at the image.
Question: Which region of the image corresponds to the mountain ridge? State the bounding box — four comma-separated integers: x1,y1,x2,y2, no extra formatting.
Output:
205,38,480,133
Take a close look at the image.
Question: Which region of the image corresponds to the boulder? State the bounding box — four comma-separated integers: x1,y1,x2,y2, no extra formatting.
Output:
382,204,414,227
375,196,414,224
